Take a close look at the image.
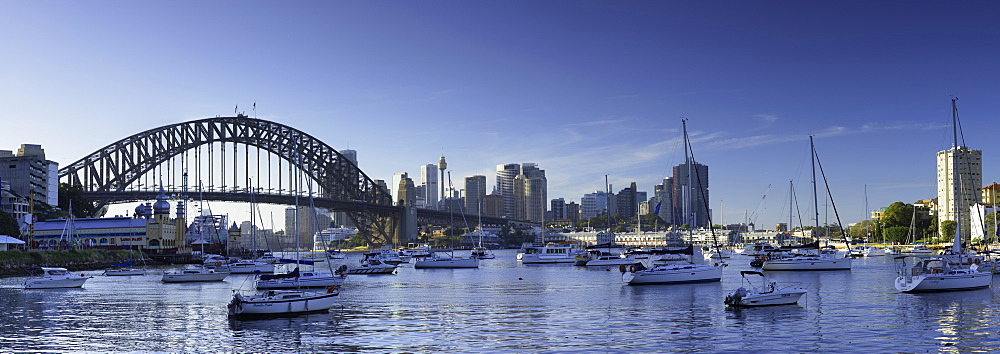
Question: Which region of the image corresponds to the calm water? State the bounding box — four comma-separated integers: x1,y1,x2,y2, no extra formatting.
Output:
2,250,999,353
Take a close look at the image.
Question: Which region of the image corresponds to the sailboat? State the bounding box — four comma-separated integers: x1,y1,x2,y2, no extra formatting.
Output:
622,120,724,284
469,201,495,260
414,172,479,269
230,145,340,318
894,98,991,292
587,176,640,267
761,137,852,271
162,187,230,283
849,185,885,258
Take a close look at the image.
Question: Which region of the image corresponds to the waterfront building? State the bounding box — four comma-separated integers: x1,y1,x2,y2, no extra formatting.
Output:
0,144,59,207
420,164,438,210
936,145,982,241
483,191,503,218
0,179,29,231
513,163,546,223
465,175,487,215
983,182,1000,205
915,198,937,216
314,227,357,250
496,163,520,218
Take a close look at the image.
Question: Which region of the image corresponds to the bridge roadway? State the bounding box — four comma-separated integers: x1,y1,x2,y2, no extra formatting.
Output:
84,190,514,227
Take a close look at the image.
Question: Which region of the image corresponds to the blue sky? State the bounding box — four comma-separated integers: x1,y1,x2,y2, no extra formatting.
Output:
2,1,999,231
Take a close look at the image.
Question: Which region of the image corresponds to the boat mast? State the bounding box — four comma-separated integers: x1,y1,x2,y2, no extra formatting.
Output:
810,136,819,244
951,98,962,255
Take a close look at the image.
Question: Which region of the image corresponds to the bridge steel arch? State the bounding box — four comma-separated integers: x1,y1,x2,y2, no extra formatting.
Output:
59,115,401,245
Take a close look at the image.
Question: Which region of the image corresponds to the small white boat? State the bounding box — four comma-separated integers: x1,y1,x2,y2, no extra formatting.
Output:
517,243,584,264
414,251,479,269
327,250,347,259
256,267,348,289
470,246,495,259
622,263,723,284
903,245,934,254
583,252,640,267
162,267,229,283
894,256,991,293
347,258,397,274
228,260,276,274
228,288,339,318
725,271,807,307
25,267,92,289
849,245,886,257
761,252,852,271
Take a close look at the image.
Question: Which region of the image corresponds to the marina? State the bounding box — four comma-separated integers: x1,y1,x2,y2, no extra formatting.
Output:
3,250,1000,352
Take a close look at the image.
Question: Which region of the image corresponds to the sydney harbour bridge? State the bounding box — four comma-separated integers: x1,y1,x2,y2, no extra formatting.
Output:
58,115,520,246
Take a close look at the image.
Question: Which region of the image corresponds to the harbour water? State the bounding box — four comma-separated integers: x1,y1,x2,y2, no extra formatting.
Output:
2,250,999,352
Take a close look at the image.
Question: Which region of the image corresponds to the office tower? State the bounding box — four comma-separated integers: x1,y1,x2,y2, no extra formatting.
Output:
391,172,408,204
551,198,566,220
465,175,487,216
581,191,611,219
334,149,358,228
671,162,709,228
566,201,580,223
483,191,504,218
0,144,59,206
514,163,547,223
420,164,438,210
616,182,638,219
496,163,520,218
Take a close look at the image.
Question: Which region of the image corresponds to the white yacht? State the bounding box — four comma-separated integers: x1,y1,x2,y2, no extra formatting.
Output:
347,258,398,274
517,243,584,264
894,256,991,292
622,262,723,284
581,250,640,267
162,266,229,283
849,245,885,257
228,288,339,318
761,251,852,271
228,260,276,274
255,267,347,289
725,271,807,307
903,245,934,254
25,267,92,289
414,251,479,269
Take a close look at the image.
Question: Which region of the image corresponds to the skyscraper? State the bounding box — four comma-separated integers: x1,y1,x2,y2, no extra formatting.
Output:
0,144,59,206
937,145,982,241
514,163,547,223
420,164,438,210
671,162,709,228
334,149,358,228
391,172,408,205
464,175,487,216
496,163,520,218
550,198,566,220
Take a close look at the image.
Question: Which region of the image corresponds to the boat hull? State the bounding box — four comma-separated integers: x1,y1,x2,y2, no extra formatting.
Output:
161,272,229,283
24,277,90,289
585,258,640,266
346,265,397,274
103,269,146,276
256,273,347,289
414,258,479,268
228,263,276,274
894,272,992,292
228,290,339,318
761,258,851,271
726,289,807,306
623,264,723,284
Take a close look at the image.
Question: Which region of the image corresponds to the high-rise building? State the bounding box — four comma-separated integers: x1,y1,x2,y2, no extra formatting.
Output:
550,198,567,220
465,175,487,215
483,191,503,218
420,164,438,210
396,173,415,208
514,163,546,223
496,163,520,218
671,162,709,227
566,201,580,223
581,191,611,219
0,144,59,206
937,145,982,241
616,182,638,219
391,172,408,205
653,178,674,224
285,206,333,248
333,149,358,228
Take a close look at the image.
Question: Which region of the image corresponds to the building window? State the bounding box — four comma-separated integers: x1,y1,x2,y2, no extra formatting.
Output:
100,238,108,244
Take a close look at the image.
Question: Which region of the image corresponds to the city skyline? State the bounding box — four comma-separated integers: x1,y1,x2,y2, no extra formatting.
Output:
3,2,1000,230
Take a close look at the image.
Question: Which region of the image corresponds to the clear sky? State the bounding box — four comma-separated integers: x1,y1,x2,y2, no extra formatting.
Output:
2,1,999,231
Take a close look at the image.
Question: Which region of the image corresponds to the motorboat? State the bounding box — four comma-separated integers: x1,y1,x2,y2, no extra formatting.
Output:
400,244,433,258
470,246,495,259
743,243,781,256
517,242,584,264
327,250,347,259
761,252,852,271
161,266,229,283
228,260,276,274
228,287,339,318
372,249,407,265
849,245,886,257
255,266,348,289
347,258,397,274
580,250,640,267
621,262,723,284
903,245,934,254
725,271,807,307
24,267,92,289
894,256,991,292
414,251,479,269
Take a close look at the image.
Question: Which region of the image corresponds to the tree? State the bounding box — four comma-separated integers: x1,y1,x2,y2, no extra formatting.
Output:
0,210,20,237
883,226,909,243
59,183,98,218
939,220,957,240
880,202,913,229
848,219,877,242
